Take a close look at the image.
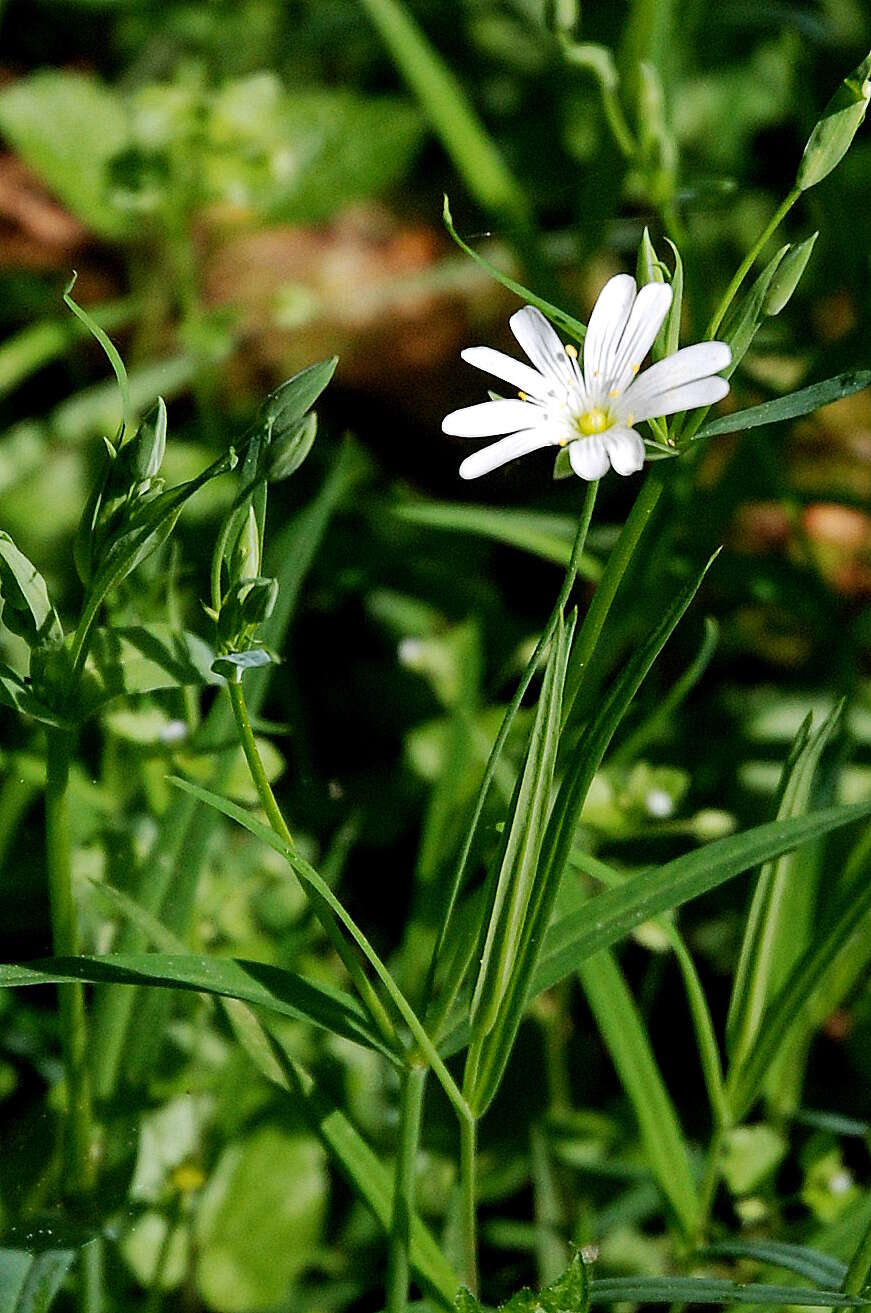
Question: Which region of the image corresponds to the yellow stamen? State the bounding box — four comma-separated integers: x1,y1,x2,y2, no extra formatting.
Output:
565,343,578,359
609,388,619,398
518,390,527,400
632,363,641,374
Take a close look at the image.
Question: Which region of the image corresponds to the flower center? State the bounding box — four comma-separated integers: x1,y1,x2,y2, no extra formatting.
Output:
576,406,613,437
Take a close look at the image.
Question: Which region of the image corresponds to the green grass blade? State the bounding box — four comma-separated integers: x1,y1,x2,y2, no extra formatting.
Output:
589,1278,867,1306
168,776,470,1120
466,554,716,1113
357,0,527,221
572,849,727,1128
471,615,569,1038
694,371,871,441
726,704,842,1067
0,954,395,1060
700,1240,848,1287
728,823,871,1118
392,500,601,575
0,1246,78,1313
579,948,700,1237
534,801,871,999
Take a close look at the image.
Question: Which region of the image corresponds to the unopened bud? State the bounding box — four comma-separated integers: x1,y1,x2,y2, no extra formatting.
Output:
131,397,167,481
231,506,261,583
763,233,818,316
797,50,871,191
268,412,317,482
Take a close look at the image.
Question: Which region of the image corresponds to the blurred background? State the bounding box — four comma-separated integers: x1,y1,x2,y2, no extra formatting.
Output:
2,1,871,1308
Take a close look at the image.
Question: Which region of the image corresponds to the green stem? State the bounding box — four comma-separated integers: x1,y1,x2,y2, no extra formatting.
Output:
386,1065,428,1313
424,480,599,1033
459,1112,479,1293
695,1122,727,1245
705,187,800,340
225,679,400,1051
44,727,95,1198
562,470,665,724
80,1239,104,1313
844,1209,871,1295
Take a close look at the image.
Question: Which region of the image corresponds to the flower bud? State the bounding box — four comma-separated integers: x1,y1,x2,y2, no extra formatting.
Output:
230,506,261,584
763,232,818,316
267,412,317,482
797,50,871,191
130,397,167,482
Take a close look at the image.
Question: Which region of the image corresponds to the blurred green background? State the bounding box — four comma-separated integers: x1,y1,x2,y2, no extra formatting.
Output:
2,1,871,1309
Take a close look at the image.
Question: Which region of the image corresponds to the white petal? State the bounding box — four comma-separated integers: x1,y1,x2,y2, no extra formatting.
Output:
583,274,636,398
442,398,542,437
569,435,610,481
627,375,730,422
604,427,645,476
459,428,556,479
607,283,673,394
510,306,576,387
461,346,552,400
619,341,731,421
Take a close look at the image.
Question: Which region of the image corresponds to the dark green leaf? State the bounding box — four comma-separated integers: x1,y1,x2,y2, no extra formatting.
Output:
694,371,871,441
700,1240,848,1287
589,1277,867,1306
0,954,395,1061
535,801,871,1000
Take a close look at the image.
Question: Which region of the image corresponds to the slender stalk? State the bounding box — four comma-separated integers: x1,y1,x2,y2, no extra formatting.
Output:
225,678,400,1051
705,187,800,340
562,470,665,724
44,727,95,1197
459,1112,479,1293
80,1239,104,1313
695,1122,727,1245
386,1065,428,1313
844,1209,871,1295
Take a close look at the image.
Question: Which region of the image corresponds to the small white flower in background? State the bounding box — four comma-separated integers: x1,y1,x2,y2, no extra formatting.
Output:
442,274,732,481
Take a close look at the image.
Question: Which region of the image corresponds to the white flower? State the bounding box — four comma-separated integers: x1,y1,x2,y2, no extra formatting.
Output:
442,274,732,481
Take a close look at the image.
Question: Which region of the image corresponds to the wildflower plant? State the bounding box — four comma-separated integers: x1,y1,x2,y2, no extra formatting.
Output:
2,15,871,1313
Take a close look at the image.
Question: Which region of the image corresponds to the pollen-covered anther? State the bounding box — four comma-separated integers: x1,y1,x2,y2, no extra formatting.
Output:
565,343,578,359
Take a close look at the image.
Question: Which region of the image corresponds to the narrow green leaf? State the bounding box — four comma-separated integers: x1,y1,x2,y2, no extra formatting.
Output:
579,948,699,1236
466,555,716,1113
443,198,587,342
260,358,338,436
0,533,62,646
589,1277,867,1306
63,275,130,432
700,1240,847,1287
721,245,789,379
358,0,527,221
392,500,601,576
0,1246,77,1313
168,777,470,1119
661,238,684,359
726,704,842,1066
572,849,727,1129
729,823,871,1118
695,371,871,441
534,801,871,1000
0,953,395,1060
471,616,569,1037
